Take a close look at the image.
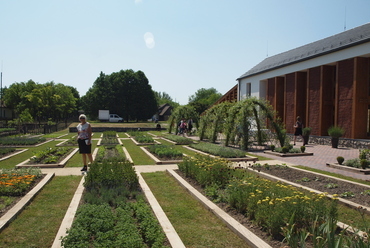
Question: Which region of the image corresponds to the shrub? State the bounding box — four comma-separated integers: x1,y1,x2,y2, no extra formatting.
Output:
270,145,275,151
302,127,312,136
328,126,345,138
336,156,344,165
300,146,306,153
343,158,361,168
281,146,289,154
360,159,368,169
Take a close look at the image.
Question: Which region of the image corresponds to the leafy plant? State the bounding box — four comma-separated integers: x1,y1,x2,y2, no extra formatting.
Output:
270,144,275,151
325,183,338,189
300,146,306,153
302,127,312,136
328,126,345,138
29,147,72,164
340,191,355,198
360,159,368,169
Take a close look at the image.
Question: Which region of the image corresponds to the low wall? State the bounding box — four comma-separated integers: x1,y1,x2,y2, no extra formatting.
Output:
288,134,370,149
69,127,166,133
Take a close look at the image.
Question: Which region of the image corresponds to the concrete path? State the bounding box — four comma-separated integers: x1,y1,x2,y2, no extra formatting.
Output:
248,143,368,181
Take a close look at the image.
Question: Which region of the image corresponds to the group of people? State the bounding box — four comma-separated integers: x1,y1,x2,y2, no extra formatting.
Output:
177,118,193,135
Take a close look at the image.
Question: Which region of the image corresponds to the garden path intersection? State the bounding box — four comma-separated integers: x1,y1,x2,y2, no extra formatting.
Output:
38,141,367,248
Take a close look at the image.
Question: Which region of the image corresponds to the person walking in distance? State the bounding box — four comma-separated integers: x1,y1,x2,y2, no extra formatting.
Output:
293,116,303,146
77,114,93,171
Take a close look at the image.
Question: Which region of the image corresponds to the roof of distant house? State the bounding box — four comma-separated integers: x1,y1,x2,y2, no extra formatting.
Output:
238,22,370,80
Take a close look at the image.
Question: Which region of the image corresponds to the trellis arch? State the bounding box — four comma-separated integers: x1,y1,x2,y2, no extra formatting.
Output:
198,97,286,150
168,105,199,134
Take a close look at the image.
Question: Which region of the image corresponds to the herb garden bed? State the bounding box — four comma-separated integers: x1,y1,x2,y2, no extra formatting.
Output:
263,150,314,157
326,162,370,174
184,145,258,162
141,145,184,165
16,147,79,168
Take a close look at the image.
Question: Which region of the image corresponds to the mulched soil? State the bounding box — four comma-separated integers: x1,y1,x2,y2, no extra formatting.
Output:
175,165,370,248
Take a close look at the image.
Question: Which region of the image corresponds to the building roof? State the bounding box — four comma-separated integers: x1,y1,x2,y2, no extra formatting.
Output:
158,103,172,116
238,22,370,80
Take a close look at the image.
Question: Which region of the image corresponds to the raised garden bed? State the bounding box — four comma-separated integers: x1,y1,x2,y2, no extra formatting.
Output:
326,162,370,175
141,145,184,165
95,145,126,163
0,169,52,231
16,147,79,168
184,145,257,162
264,150,314,157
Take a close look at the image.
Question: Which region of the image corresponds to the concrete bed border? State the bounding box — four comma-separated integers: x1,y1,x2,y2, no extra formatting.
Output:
0,173,55,232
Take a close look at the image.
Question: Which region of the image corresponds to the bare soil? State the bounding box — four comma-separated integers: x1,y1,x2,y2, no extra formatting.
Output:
175,165,370,248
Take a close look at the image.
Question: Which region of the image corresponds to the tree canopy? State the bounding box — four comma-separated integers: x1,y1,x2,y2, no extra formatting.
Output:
3,80,78,123
188,87,222,115
81,69,158,121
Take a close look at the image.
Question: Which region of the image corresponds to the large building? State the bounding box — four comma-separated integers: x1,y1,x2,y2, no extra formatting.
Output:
237,23,370,139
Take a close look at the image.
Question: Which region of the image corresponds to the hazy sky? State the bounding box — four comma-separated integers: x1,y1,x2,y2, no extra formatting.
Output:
1,0,370,104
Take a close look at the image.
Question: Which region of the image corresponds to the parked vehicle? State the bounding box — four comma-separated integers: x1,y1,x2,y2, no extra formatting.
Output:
99,110,110,121
98,110,124,122
108,114,123,122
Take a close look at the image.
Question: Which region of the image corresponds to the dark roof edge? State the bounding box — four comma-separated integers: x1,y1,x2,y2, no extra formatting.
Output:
237,28,370,81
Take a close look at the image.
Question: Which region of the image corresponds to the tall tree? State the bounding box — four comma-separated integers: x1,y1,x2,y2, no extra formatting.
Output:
188,87,222,115
82,69,158,121
4,80,78,123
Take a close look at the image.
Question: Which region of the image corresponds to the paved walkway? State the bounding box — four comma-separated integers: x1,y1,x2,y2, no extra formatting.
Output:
41,141,369,182
248,143,368,181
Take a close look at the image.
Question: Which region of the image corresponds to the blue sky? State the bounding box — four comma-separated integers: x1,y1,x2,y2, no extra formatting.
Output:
1,0,370,105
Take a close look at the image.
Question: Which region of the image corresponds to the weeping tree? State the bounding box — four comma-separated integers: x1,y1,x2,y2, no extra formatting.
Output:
168,105,199,134
198,97,286,150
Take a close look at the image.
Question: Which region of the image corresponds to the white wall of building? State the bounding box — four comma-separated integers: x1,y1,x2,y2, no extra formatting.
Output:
238,42,370,100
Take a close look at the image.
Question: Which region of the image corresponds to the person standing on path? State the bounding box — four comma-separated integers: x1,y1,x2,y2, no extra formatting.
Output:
293,116,304,146
77,114,93,171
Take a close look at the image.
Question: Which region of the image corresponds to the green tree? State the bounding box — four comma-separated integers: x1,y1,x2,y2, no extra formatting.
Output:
4,80,78,123
82,69,158,121
188,88,222,115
